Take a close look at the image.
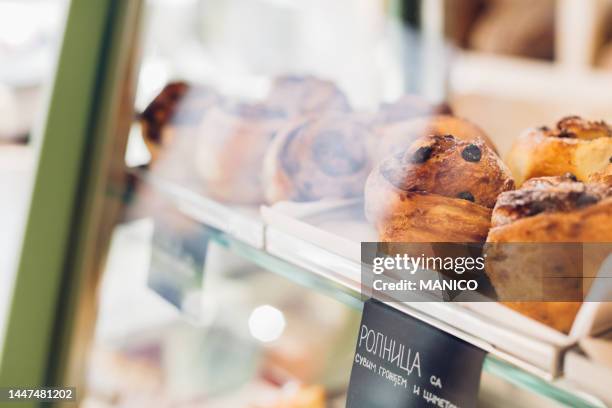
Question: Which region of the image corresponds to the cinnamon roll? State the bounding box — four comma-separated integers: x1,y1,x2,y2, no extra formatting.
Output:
140,82,221,162
263,114,372,203
506,116,612,185
365,135,514,242
486,174,612,333
266,75,351,116
195,103,286,204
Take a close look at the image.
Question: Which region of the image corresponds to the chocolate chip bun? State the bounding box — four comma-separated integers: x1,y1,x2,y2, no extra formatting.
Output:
371,115,499,163
263,114,372,203
140,82,221,162
365,135,514,242
507,116,612,185
195,103,286,204
486,174,612,333
265,75,351,116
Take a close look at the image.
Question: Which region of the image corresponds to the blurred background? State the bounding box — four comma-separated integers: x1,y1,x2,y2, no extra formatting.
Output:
2,0,612,407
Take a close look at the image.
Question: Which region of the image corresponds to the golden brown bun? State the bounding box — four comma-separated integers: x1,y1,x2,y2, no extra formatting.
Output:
263,114,372,203
140,82,221,162
486,175,612,333
372,115,498,163
506,116,612,185
266,75,351,116
195,103,286,204
365,135,514,242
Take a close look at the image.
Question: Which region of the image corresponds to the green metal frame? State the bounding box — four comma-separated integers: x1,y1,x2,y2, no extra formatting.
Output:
0,0,142,405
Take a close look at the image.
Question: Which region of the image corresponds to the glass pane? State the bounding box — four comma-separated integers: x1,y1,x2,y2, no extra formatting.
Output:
86,0,612,406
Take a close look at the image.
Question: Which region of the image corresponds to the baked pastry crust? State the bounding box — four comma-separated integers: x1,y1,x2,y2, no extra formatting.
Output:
263,114,372,203
489,175,612,241
486,175,612,333
365,135,514,242
506,116,612,185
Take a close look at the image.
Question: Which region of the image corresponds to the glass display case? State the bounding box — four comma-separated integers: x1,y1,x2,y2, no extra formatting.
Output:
2,0,612,407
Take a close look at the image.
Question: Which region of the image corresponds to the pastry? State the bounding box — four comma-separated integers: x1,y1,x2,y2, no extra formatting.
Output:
506,116,612,185
486,174,612,333
140,82,221,162
266,75,351,116
195,103,286,204
263,114,372,203
372,115,498,162
365,134,514,242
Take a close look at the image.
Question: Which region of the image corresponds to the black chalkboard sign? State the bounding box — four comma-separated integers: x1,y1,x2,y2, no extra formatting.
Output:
347,299,486,408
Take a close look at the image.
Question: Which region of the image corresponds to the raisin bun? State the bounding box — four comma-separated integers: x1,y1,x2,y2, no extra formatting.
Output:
371,115,498,163
265,75,351,116
194,103,286,204
486,174,612,333
263,114,372,203
507,116,612,185
365,135,514,242
140,82,222,162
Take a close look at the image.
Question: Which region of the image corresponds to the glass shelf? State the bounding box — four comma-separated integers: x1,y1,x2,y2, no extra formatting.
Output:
208,228,605,408
128,170,607,408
